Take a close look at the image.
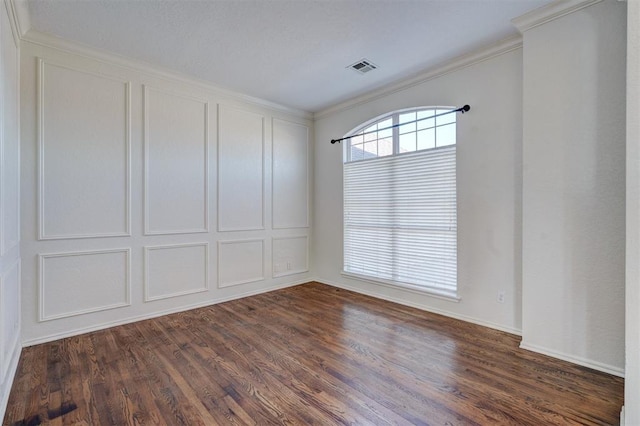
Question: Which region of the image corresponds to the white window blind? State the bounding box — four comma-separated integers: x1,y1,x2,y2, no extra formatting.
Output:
343,145,457,297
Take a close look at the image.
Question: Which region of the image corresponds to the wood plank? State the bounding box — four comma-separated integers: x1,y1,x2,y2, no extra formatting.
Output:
3,282,624,425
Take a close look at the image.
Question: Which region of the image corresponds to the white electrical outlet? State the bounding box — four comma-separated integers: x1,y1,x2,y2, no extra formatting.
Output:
497,291,505,303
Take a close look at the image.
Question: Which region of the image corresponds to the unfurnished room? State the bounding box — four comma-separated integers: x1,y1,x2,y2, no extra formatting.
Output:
0,0,639,424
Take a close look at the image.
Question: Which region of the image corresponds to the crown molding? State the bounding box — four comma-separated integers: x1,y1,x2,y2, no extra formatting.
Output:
313,35,523,120
5,0,30,40
21,30,313,120
512,0,603,33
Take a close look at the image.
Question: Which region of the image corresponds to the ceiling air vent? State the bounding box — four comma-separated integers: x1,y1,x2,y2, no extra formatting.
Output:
348,59,378,74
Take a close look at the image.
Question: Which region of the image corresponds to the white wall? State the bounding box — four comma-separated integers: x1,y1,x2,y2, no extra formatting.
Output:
0,0,21,420
519,0,626,375
314,41,525,334
625,0,640,422
19,33,313,344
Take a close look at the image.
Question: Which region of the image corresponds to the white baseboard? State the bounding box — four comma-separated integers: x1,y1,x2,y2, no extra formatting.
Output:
519,341,625,378
22,278,309,347
314,277,523,336
0,335,22,422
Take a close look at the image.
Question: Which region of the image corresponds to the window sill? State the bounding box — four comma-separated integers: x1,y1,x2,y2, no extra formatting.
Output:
340,271,461,303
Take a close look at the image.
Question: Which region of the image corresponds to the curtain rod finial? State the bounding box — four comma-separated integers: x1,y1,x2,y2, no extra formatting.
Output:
461,104,470,113
331,139,341,144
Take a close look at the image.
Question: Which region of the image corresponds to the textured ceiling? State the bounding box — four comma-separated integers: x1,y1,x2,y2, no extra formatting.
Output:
26,0,552,112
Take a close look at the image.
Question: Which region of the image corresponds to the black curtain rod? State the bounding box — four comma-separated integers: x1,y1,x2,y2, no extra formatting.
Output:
330,104,471,144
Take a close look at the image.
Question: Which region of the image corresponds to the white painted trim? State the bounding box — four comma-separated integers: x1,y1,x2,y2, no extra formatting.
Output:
519,341,625,378
143,85,210,236
38,248,132,322
217,238,265,288
4,0,28,45
21,30,312,119
22,278,310,347
272,235,309,278
314,36,522,119
0,331,21,423
271,118,310,230
0,30,19,255
216,105,266,232
37,58,132,240
511,0,603,33
143,242,210,302
0,258,20,380
315,277,523,336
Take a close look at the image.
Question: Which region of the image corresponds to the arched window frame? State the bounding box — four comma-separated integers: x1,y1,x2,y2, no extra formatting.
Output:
344,106,457,163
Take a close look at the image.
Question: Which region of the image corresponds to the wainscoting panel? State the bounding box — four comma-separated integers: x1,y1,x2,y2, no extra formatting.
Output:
272,119,309,229
38,60,130,240
144,243,209,301
218,106,264,231
218,239,264,288
272,236,309,277
144,87,208,235
0,260,19,380
39,249,130,321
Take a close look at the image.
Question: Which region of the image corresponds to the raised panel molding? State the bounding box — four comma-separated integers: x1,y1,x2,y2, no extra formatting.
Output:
217,106,265,232
37,59,131,240
143,86,209,235
0,259,20,380
272,236,309,278
272,119,309,229
39,248,131,322
218,239,265,288
144,242,209,302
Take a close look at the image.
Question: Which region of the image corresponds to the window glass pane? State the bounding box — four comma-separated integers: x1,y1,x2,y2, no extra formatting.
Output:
378,137,393,157
378,118,392,130
399,132,416,153
436,123,456,147
350,134,363,145
399,112,416,134
417,110,435,130
378,127,392,139
364,130,377,142
417,128,435,150
351,143,364,161
436,109,456,126
363,141,377,157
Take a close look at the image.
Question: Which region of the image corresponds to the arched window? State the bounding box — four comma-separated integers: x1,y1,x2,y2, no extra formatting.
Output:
343,107,458,298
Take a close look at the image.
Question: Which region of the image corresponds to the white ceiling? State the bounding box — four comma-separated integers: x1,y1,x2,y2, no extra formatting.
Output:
26,0,552,113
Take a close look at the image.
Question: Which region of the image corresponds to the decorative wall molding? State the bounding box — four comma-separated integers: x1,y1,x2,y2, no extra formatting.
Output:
0,329,20,422
272,235,309,278
314,35,523,119
144,242,209,302
218,238,265,288
0,259,20,380
21,30,312,119
37,59,131,240
38,248,131,322
143,85,209,235
272,118,310,229
217,106,265,232
22,277,311,348
512,0,604,33
4,0,28,46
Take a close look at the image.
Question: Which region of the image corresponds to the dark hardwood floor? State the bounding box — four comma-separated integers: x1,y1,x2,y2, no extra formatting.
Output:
3,282,624,425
